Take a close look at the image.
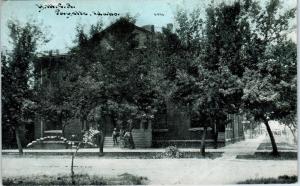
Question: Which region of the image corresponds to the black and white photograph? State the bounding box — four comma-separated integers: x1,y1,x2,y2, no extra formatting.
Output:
0,0,298,185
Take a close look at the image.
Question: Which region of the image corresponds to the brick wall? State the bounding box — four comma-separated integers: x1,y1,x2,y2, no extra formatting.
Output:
152,101,218,147
132,129,152,148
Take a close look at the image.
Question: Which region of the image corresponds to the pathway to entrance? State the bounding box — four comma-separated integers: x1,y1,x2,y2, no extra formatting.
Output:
218,135,265,160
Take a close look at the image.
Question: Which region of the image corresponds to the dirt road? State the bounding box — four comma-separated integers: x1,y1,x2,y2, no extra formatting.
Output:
2,154,297,184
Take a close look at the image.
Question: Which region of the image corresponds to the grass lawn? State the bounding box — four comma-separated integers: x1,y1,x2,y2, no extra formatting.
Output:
236,151,297,160
257,142,297,151
6,151,223,159
3,173,148,185
238,175,297,184
105,151,223,159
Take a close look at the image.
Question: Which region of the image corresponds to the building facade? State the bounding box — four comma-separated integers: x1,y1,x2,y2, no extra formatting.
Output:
30,19,245,149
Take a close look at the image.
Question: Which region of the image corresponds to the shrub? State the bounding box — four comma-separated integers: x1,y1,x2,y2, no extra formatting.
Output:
238,175,297,184
2,173,148,185
158,146,183,158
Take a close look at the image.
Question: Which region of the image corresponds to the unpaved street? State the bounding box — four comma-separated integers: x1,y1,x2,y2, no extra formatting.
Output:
2,155,297,184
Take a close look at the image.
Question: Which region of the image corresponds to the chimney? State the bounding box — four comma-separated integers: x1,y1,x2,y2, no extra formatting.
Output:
167,23,173,32
142,25,155,32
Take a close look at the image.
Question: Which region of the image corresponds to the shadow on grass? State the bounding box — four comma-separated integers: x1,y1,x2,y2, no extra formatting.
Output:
238,175,297,184
3,173,149,185
236,151,297,160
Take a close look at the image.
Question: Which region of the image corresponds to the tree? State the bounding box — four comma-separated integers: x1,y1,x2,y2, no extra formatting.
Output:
67,17,162,154
173,0,296,156
72,75,107,154
70,127,100,184
90,40,160,150
2,19,49,154
69,30,107,154
273,41,297,144
33,53,76,138
171,2,244,155
240,0,296,156
2,52,16,148
280,110,297,144
174,65,242,155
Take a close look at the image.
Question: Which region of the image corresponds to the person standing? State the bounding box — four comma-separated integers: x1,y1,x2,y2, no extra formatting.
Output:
112,128,118,145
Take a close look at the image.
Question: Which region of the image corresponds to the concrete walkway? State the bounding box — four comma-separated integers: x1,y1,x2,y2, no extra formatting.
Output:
2,147,222,153
218,135,265,160
2,135,296,156
2,147,219,156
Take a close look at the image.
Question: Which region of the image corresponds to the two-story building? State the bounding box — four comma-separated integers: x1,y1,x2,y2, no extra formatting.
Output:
29,19,245,149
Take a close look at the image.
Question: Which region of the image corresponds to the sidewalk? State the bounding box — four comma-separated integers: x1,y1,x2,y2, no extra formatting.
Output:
2,135,296,156
219,135,265,159
2,147,223,156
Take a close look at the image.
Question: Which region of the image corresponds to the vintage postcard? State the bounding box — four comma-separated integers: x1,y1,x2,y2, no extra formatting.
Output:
1,0,297,185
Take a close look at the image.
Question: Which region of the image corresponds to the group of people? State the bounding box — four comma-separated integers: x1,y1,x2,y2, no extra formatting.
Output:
112,128,134,148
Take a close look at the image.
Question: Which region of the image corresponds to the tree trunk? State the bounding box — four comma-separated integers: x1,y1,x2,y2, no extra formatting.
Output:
98,130,105,156
129,122,135,149
213,120,218,149
59,112,63,130
81,116,87,131
291,130,297,144
98,118,106,156
200,126,207,156
62,121,67,138
81,118,84,131
287,125,297,144
15,126,23,155
71,142,82,185
263,118,279,156
128,132,135,149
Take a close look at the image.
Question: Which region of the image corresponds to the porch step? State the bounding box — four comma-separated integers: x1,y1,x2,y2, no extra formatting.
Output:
44,130,63,137
104,137,118,148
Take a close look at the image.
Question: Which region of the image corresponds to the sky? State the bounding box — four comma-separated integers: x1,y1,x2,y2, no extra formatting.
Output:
0,0,297,53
